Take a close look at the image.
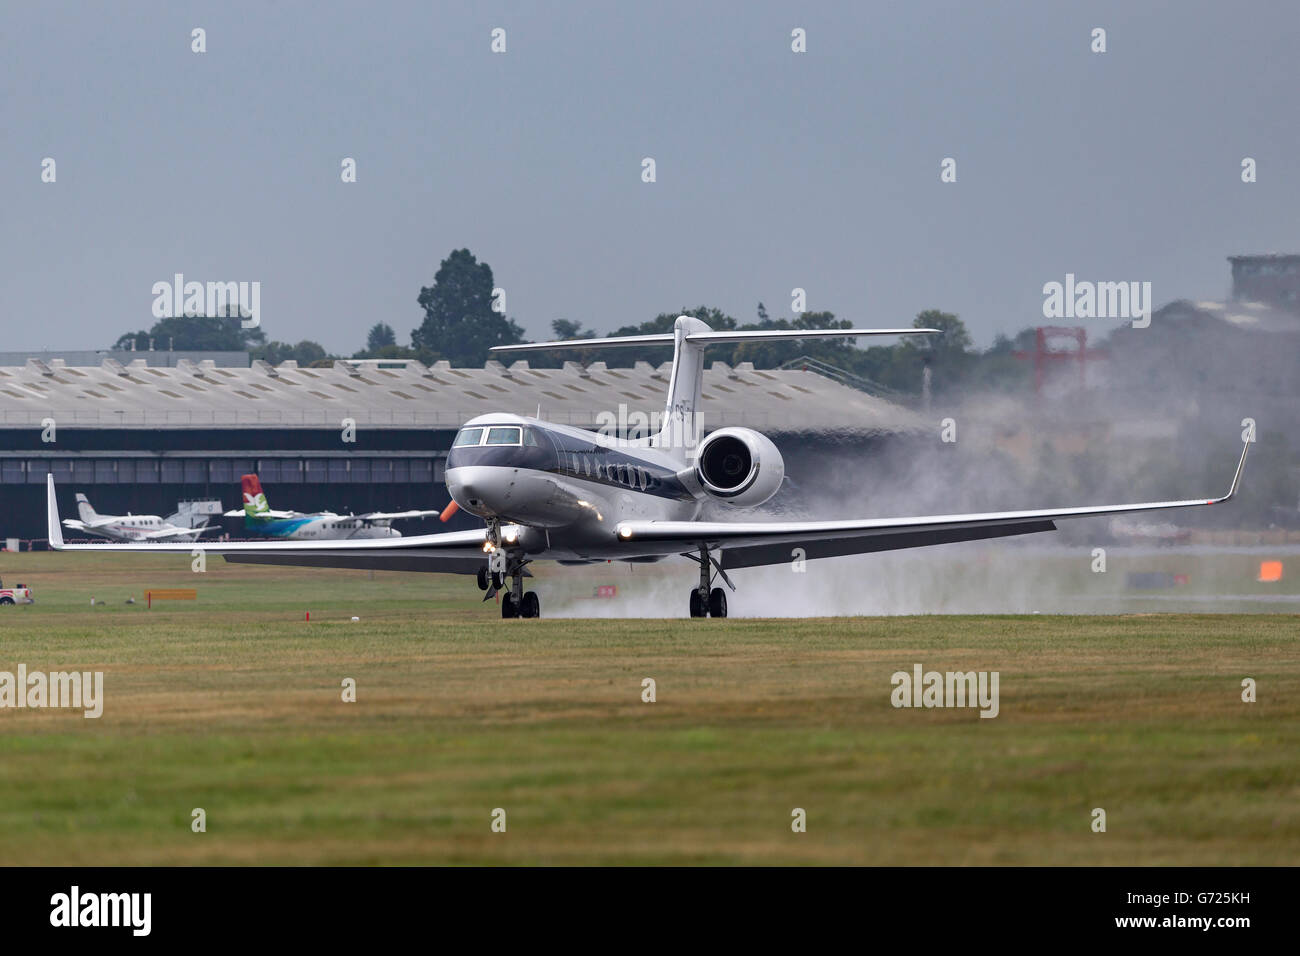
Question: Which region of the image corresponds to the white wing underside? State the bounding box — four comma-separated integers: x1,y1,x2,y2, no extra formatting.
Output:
353,510,443,522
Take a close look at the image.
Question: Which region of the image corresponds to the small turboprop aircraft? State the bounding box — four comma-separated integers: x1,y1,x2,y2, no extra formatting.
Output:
227,474,442,540
61,493,219,543
46,316,1249,618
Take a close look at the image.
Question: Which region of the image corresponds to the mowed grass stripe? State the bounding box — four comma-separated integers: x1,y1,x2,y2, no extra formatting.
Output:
0,554,1295,863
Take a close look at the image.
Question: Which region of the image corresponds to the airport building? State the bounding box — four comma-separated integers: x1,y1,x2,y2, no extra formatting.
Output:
1228,253,1300,313
0,356,927,541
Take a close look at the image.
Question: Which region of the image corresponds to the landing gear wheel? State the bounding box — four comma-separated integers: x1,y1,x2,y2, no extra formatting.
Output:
522,591,540,619
476,566,490,591
501,593,518,618
708,587,727,618
689,589,705,618
491,571,504,590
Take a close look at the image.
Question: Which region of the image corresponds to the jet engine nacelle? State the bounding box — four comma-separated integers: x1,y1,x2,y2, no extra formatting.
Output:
693,427,785,507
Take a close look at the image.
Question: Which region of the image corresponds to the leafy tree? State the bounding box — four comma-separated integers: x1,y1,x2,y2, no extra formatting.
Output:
412,249,524,366
986,333,1014,355
352,343,420,361
513,319,600,369
878,309,974,395
113,315,265,352
366,322,396,352
594,306,738,367
290,340,328,365
729,310,857,368
550,318,593,340
252,340,331,366
911,309,972,358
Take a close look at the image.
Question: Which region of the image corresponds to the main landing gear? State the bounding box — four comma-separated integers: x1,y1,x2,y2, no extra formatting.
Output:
477,520,540,619
686,544,734,618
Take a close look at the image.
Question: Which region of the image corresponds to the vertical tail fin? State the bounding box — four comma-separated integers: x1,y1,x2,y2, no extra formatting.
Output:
241,474,270,517
655,315,710,460
75,493,97,523
488,317,938,465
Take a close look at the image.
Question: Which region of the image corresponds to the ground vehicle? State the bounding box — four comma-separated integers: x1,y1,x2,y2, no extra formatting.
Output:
0,578,34,605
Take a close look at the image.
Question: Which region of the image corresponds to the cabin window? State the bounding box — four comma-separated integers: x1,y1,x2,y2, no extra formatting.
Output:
453,428,484,447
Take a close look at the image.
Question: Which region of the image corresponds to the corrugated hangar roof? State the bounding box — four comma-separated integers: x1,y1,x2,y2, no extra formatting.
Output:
0,356,926,435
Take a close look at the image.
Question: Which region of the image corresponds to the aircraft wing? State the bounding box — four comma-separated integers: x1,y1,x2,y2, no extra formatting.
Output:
353,509,443,522
139,526,216,541
613,441,1250,569
49,476,490,573
222,508,301,519
76,516,124,529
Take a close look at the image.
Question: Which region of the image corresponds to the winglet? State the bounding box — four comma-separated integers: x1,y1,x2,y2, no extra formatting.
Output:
46,474,64,549
1217,439,1250,503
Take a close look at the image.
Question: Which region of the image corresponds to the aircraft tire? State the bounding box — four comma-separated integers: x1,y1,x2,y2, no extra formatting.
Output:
708,587,727,618
689,589,704,618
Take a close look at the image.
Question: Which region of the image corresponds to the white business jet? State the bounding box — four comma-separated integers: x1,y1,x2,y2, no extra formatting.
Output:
46,316,1249,618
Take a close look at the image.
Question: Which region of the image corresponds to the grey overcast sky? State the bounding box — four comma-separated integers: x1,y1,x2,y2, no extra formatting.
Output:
2,0,1297,353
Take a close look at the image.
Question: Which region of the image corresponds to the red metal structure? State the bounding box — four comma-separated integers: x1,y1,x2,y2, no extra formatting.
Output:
1013,326,1108,394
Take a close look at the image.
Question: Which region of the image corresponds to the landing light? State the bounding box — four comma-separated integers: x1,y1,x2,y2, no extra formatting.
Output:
618,526,633,539
503,527,519,544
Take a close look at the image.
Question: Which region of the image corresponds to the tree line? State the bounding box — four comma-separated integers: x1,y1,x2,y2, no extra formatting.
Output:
111,247,1054,398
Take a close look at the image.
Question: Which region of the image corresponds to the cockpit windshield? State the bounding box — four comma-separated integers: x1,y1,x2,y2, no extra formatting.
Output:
485,426,523,446
453,425,540,448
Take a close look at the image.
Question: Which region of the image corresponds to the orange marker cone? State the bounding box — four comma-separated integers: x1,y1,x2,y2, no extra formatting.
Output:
1258,560,1283,583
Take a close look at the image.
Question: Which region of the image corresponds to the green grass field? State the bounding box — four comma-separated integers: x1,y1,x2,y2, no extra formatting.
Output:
0,552,1296,865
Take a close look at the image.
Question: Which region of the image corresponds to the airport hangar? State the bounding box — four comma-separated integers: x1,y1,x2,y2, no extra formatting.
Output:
0,355,928,542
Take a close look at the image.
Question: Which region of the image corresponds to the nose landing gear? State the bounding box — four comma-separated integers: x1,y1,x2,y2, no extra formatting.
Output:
686,544,734,618
476,566,503,592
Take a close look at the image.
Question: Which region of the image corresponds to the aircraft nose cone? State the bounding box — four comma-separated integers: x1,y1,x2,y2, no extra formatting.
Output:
445,466,499,517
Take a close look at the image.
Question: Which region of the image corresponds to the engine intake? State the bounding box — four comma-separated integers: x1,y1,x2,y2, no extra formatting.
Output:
694,427,784,507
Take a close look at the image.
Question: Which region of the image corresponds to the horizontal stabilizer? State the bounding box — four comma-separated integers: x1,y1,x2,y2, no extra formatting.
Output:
491,327,938,353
